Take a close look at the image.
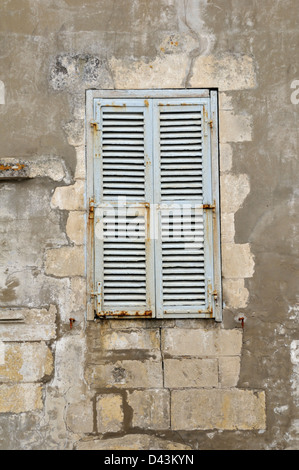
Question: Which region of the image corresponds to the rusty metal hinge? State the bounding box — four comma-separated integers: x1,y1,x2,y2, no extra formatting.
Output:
90,121,100,131
91,282,102,316
89,198,95,219
203,203,216,212
207,280,218,308
212,289,218,303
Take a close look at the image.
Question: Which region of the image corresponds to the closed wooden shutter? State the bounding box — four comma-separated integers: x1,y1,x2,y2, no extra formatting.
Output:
153,99,215,318
89,91,221,321
93,99,155,317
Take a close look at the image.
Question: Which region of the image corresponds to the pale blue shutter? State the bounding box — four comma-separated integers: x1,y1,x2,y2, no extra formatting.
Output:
93,99,155,317
90,91,221,321
153,98,217,318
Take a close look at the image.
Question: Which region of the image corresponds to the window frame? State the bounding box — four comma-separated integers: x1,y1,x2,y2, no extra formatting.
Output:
86,89,222,322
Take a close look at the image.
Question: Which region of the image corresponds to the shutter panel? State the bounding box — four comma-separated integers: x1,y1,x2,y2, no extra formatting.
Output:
93,99,155,317
153,99,215,318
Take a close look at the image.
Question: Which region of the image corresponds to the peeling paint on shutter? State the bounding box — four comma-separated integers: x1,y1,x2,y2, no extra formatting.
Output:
93,99,155,317
153,99,216,318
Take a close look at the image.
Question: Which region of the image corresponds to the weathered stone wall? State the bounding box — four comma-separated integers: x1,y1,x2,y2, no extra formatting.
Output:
0,0,298,450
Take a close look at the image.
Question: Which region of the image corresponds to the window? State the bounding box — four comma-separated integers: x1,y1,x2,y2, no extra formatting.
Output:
86,90,222,321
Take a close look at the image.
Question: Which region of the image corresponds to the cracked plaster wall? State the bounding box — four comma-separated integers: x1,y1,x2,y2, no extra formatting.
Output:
0,0,298,450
